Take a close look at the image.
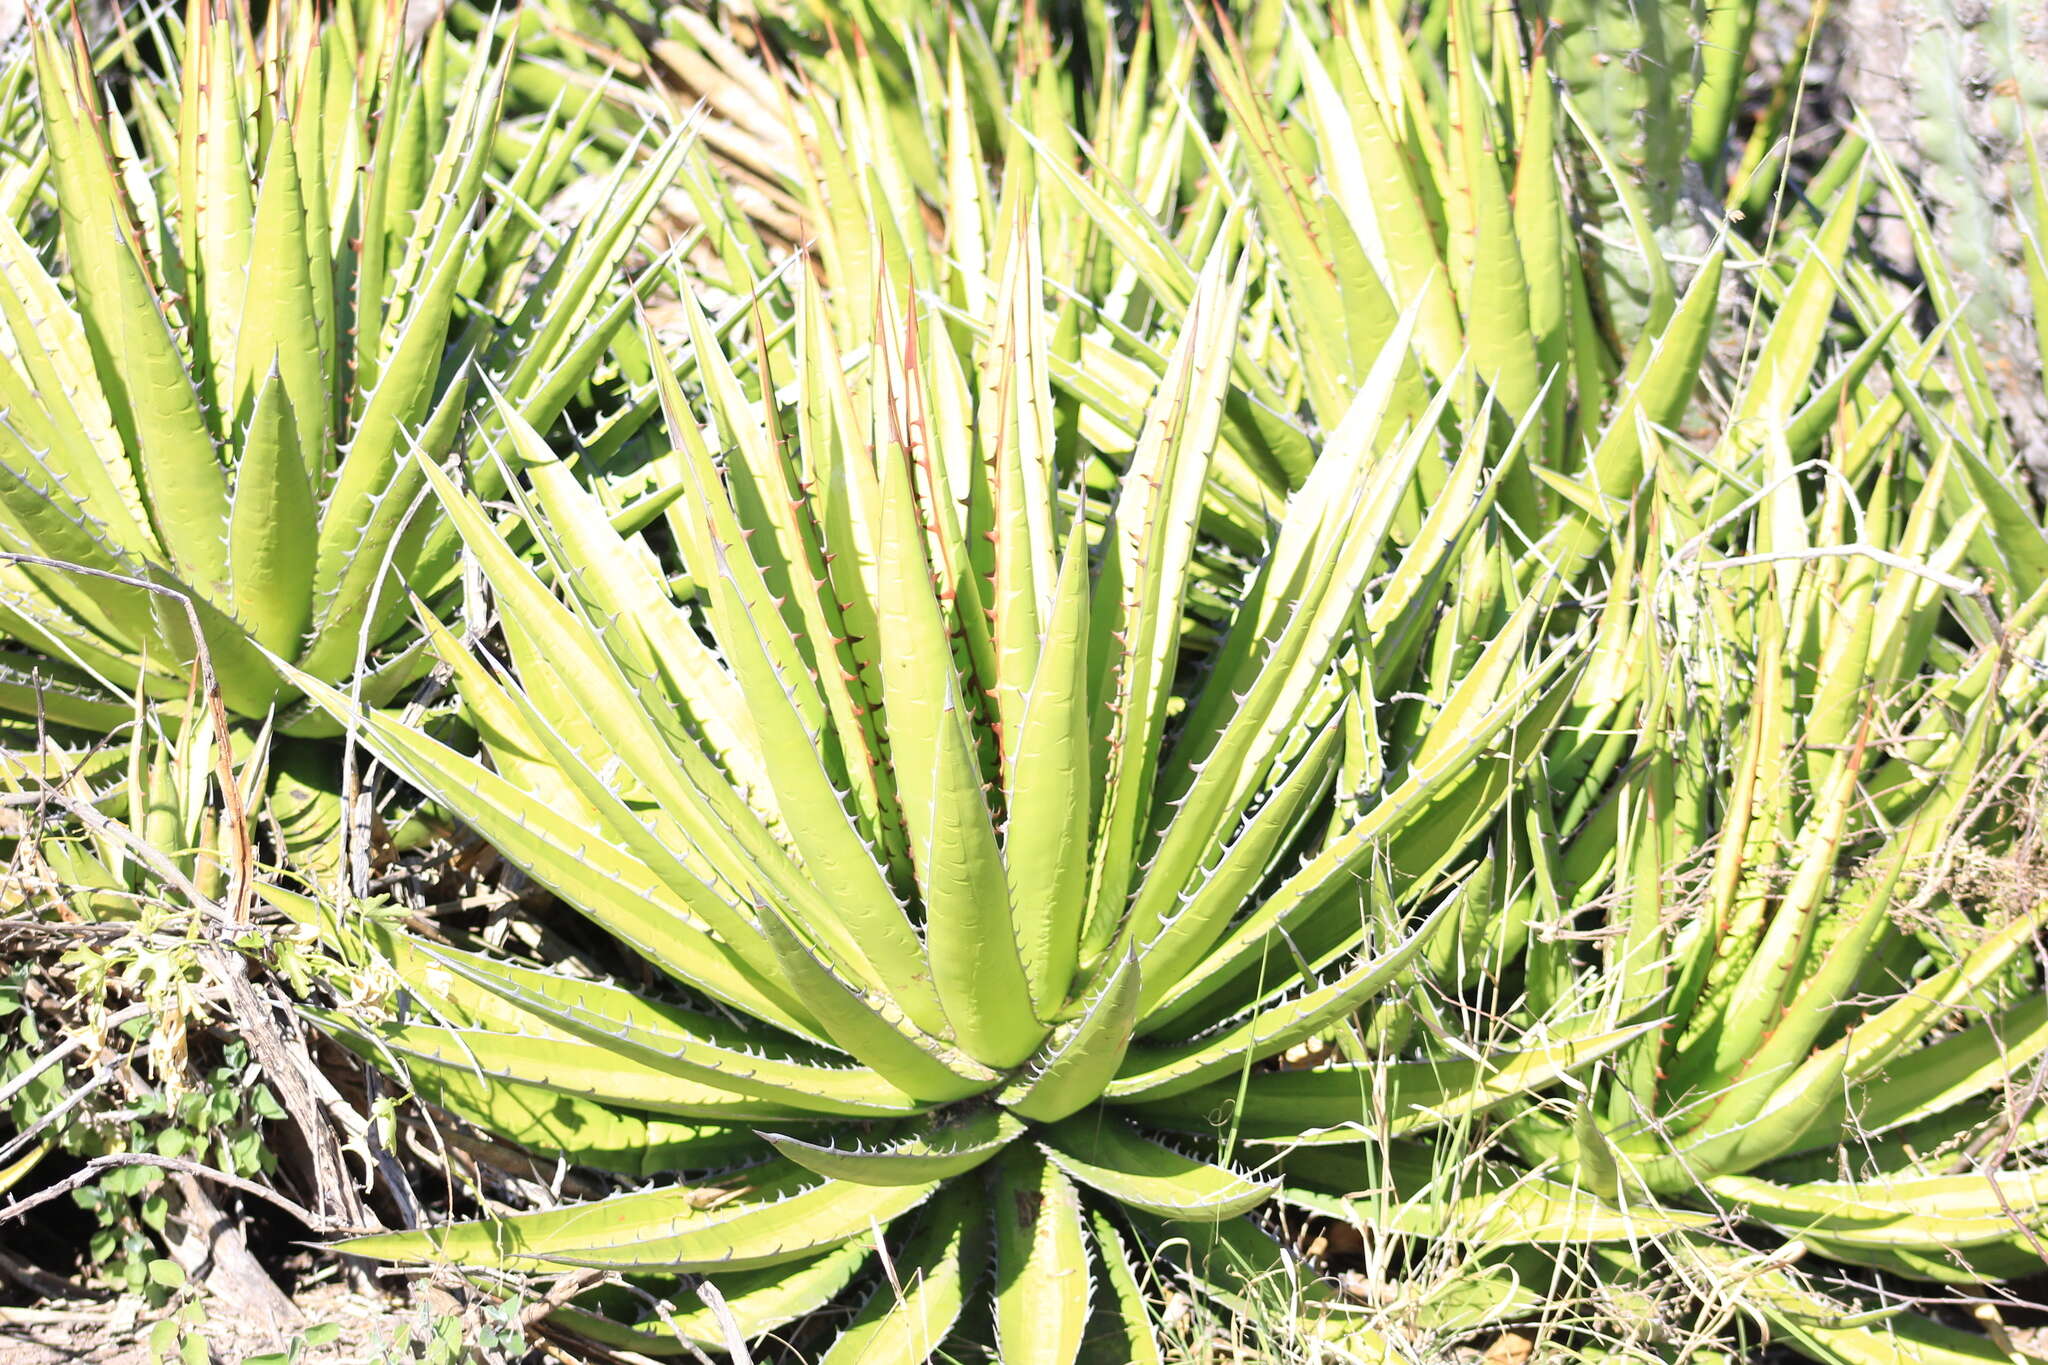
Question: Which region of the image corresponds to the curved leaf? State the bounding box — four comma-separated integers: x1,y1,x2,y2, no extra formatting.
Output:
1041,1115,1273,1223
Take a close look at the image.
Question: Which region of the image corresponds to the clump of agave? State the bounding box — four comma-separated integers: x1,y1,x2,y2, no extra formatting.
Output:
6,0,2048,1359
0,0,689,737
289,225,1621,1355
1256,457,2048,1358
287,117,2048,1365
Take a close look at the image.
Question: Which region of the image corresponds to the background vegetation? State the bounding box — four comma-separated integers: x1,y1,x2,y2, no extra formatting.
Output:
3,0,2048,1362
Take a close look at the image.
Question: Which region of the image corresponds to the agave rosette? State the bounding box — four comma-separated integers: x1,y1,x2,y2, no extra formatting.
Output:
459,0,1760,481
1267,493,2048,1358
267,193,1695,1356
1233,131,2048,1365
0,0,695,736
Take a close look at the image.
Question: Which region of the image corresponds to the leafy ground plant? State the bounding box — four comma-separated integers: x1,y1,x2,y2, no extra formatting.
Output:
0,706,351,1347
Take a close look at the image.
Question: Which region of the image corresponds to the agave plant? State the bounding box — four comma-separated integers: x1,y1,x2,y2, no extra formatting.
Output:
207,0,2048,1357
458,0,1783,410
1256,488,2048,1360
469,0,1778,564
4,701,244,919
0,0,691,737
266,207,1717,1355
1233,147,2048,1365
291,104,2048,1365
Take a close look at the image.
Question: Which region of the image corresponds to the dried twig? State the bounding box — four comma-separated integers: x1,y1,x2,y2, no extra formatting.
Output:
0,1153,333,1232
519,1269,607,1333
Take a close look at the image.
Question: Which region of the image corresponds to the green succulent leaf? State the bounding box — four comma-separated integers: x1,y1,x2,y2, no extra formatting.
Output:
818,1186,983,1365
1039,1115,1273,1223
344,1170,935,1274
991,1149,1093,1365
763,1109,1024,1187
